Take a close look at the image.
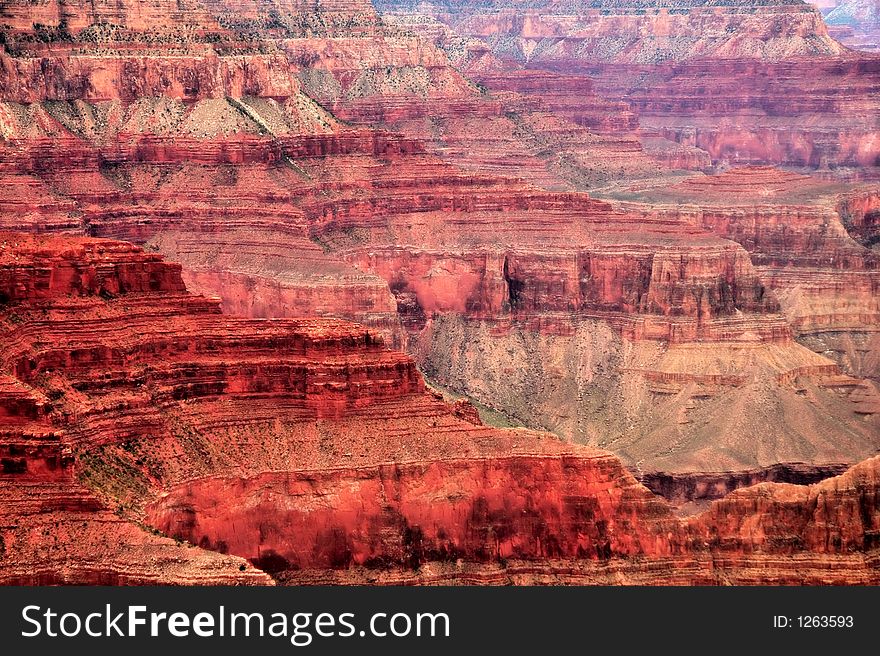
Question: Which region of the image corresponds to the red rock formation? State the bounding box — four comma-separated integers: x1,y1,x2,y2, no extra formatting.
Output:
0,234,877,585
0,0,219,32
0,51,301,104
276,457,880,584
0,476,273,584
0,233,415,583
0,235,271,584
145,230,405,346
689,455,880,558
838,186,880,248
147,452,686,572
0,234,186,299
609,167,880,339
639,462,851,504
0,0,877,531
378,0,845,63
342,238,786,342
0,86,783,346
381,1,880,169
437,69,693,186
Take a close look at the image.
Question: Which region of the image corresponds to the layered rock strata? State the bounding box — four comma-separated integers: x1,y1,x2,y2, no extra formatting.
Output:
0,1,877,499
377,0,845,64
379,0,880,169
0,235,272,584
604,167,880,378
0,234,878,585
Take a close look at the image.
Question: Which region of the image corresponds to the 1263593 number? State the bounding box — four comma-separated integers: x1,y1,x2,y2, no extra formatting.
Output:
798,616,853,628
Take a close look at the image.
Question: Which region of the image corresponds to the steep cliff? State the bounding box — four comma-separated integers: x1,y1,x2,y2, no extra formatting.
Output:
377,0,845,63
379,0,880,169
0,0,877,508
604,167,880,375
1,234,877,585
286,455,880,584
689,455,880,562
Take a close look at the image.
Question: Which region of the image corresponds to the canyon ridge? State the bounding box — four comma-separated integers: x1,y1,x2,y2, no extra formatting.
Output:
0,0,877,584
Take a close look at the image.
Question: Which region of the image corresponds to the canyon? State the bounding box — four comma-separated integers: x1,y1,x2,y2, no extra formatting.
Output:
824,0,880,51
380,0,880,168
0,0,877,584
0,234,877,585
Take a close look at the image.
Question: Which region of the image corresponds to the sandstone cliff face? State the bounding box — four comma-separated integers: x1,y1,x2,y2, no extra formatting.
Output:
0,234,416,583
0,51,302,104
0,0,219,32
0,235,272,584
689,455,880,556
146,230,405,347
320,60,678,189
378,0,844,63
281,157,879,481
146,454,682,572
0,0,877,523
607,167,880,341
1,235,877,585
264,456,880,584
0,0,373,33
382,1,880,169
0,0,316,104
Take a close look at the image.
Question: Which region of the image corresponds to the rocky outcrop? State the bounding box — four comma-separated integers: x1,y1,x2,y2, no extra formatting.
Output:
344,240,788,342
381,1,880,169
825,0,880,52
607,167,880,340
0,52,302,104
838,182,880,248
0,234,877,585
639,462,851,504
0,235,272,585
146,452,685,572
0,0,373,34
0,84,788,347
0,0,219,32
280,456,880,585
454,68,701,186
689,455,880,557
378,0,845,64
0,234,410,582
145,230,405,347
0,477,273,585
